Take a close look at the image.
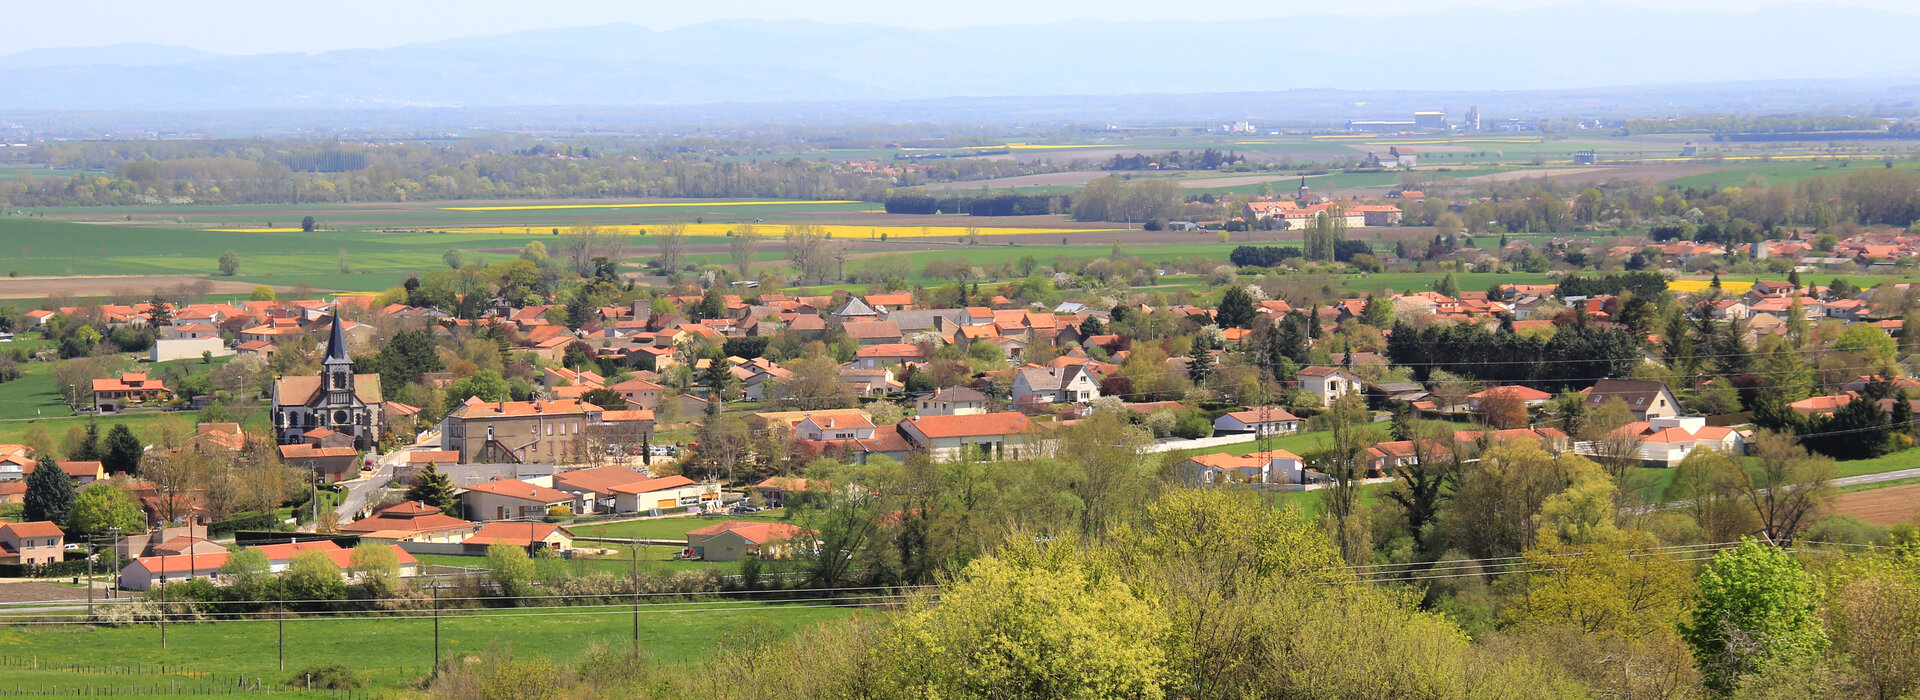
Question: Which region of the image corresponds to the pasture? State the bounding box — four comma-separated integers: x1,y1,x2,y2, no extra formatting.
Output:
0,599,865,695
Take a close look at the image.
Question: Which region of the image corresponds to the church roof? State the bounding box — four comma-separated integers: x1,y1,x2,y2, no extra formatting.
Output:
276,374,384,406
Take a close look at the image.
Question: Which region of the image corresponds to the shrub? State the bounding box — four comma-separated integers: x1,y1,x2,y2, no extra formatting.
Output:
285,664,362,690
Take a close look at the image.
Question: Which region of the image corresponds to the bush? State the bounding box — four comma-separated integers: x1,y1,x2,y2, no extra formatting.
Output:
546,505,574,520
1171,409,1214,439
285,664,363,690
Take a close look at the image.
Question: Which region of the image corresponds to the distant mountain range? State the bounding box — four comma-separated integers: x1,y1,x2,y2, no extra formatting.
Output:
5,4,1920,112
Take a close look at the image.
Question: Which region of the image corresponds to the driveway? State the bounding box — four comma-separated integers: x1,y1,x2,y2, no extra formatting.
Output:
334,450,404,524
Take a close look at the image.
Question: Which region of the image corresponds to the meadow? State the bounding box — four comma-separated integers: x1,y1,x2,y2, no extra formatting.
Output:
0,599,865,695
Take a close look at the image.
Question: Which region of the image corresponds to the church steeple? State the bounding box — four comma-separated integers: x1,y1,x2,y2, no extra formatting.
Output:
324,313,350,364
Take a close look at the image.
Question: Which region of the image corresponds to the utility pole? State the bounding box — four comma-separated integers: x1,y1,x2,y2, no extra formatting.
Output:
630,543,640,656
431,579,440,673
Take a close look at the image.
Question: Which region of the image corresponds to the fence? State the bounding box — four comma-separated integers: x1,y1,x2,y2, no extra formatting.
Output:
1144,432,1257,454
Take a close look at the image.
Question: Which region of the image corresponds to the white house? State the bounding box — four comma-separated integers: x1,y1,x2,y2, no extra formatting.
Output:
917,387,990,416
1586,416,1745,467
1295,367,1361,407
795,413,876,441
898,413,1044,461
1010,366,1100,405
1212,406,1302,436
1172,450,1309,486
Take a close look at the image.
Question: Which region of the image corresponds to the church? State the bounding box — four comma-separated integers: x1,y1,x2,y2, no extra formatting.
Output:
272,314,383,450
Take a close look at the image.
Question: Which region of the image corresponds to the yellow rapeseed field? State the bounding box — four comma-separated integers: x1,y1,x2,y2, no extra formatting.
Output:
440,200,864,212
453,223,1121,238
1668,279,1757,295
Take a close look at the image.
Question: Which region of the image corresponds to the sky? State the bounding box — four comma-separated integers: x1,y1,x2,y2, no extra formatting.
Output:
8,0,1920,55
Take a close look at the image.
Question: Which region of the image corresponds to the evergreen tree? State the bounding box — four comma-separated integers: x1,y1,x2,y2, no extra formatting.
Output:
1787,268,1801,289
1758,343,1813,405
1306,305,1322,339
1662,313,1695,378
702,354,741,401
1710,272,1722,289
1786,296,1810,349
68,422,101,462
375,329,446,390
23,458,74,525
101,423,142,473
1215,286,1257,329
1892,388,1914,434
1361,294,1392,327
406,463,459,515
1435,272,1459,298
1187,334,1215,384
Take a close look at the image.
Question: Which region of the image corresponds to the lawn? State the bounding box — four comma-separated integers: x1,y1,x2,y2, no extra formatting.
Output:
568,510,794,541
0,599,863,694
417,542,748,576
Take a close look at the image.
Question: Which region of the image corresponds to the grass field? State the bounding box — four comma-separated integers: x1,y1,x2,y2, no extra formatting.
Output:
0,599,863,695
453,222,1121,238
568,512,793,541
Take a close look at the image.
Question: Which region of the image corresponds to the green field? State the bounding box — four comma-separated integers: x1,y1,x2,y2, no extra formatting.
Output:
0,599,862,695
1658,160,1920,189
568,511,793,541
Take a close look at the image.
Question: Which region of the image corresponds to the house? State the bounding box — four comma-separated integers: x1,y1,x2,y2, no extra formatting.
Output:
840,368,900,397
1212,407,1303,436
278,441,362,483
750,476,830,508
609,475,719,513
1582,379,1680,422
842,320,904,346
1592,416,1745,467
0,521,64,565
608,378,666,410
796,413,876,441
439,398,595,464
459,479,575,521
1173,450,1309,486
16,460,105,484
550,465,650,514
917,387,990,416
686,521,813,562
1296,366,1361,407
117,540,418,591
1010,366,1100,405
340,500,478,543
92,373,173,413
898,412,1044,461
271,315,383,450
853,343,927,368
460,521,576,555
748,409,874,437
1364,439,1453,475
1467,385,1553,411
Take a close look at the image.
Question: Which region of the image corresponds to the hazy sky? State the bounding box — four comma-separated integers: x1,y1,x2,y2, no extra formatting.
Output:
9,0,1920,55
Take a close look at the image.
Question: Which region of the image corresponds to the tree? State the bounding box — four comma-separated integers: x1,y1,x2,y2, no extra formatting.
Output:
218,251,240,276
443,369,510,411
283,549,347,608
874,537,1170,699
66,422,101,462
558,224,625,277
729,224,761,277
101,423,142,473
784,223,836,282
406,463,458,515
1435,272,1460,298
1683,538,1827,692
348,542,403,598
247,285,275,302
1740,431,1835,543
374,329,444,390
485,544,535,601
217,548,274,604
68,482,144,536
1382,420,1460,557
1186,334,1214,385
1475,387,1529,429
656,221,688,274
1215,286,1257,329
771,353,855,411
300,215,316,232
442,249,464,270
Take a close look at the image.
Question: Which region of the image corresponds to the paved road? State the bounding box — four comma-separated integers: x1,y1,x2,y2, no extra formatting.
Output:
1833,467,1920,488
334,450,402,525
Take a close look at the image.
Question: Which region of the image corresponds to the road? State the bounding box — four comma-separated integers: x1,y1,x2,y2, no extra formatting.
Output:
334,449,403,525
